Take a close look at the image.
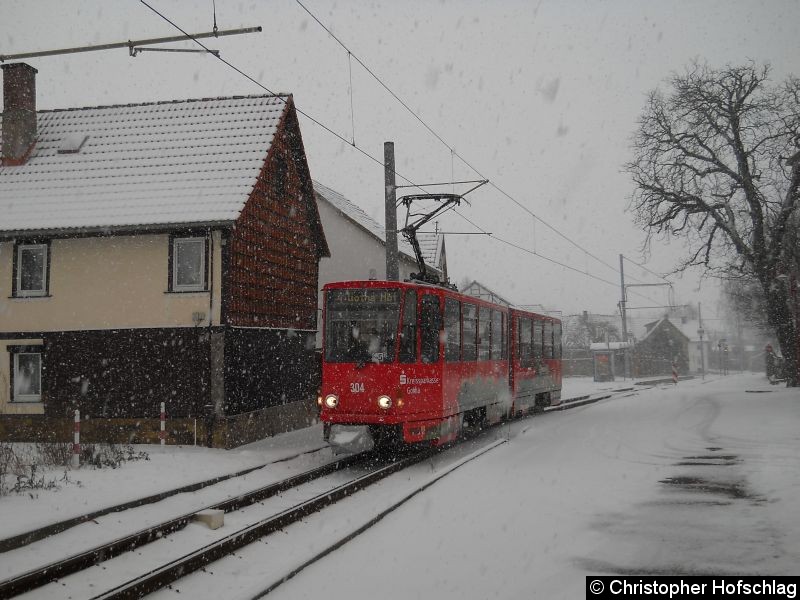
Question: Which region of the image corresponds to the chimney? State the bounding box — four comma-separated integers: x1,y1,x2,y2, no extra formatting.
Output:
1,62,38,165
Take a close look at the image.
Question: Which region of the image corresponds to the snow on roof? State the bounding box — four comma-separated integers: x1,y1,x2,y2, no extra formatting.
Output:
312,179,418,263
461,280,514,307
590,341,632,350
671,317,730,343
0,94,289,234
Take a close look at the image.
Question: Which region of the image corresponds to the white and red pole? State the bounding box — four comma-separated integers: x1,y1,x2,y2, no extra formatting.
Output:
672,362,678,385
160,402,166,446
72,409,80,468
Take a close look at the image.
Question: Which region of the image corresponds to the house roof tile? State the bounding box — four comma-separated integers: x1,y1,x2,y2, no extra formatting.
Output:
0,94,289,234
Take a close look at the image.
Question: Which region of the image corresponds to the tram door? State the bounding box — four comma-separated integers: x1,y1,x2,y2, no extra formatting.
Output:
420,294,441,364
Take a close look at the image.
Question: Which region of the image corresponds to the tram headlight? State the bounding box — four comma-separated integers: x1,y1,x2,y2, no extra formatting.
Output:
377,395,392,410
324,394,339,409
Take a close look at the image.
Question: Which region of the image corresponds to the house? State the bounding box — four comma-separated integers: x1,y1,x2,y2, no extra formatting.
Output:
669,316,721,375
460,280,513,307
313,180,445,342
632,317,690,377
0,63,329,447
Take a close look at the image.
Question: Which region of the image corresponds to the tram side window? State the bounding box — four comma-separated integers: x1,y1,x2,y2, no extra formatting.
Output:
518,317,533,367
533,319,543,361
421,295,442,364
478,307,491,360
500,313,509,360
544,321,554,359
462,303,477,361
399,290,417,363
554,322,562,359
490,310,504,359
444,298,461,362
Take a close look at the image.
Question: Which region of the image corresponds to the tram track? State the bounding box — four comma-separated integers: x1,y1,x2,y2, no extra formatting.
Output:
3,426,502,599
242,385,657,597
0,450,368,599
89,447,441,600
0,445,330,554
245,438,506,599
1,386,643,599
1,384,639,558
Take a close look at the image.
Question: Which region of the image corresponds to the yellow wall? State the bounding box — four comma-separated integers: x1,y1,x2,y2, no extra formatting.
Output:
0,232,223,332
0,231,224,413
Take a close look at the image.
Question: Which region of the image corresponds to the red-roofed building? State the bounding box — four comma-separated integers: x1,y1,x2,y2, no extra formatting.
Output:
0,63,329,447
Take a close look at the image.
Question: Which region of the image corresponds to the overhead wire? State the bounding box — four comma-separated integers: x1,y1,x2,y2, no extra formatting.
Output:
293,0,660,288
139,1,426,196
622,254,671,284
139,0,664,306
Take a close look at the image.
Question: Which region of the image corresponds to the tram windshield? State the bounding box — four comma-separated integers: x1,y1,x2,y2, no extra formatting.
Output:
325,288,401,364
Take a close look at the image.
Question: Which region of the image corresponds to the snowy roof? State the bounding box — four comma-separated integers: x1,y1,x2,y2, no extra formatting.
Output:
671,317,730,343
461,280,514,307
637,317,691,345
312,180,418,263
0,94,289,235
590,341,632,351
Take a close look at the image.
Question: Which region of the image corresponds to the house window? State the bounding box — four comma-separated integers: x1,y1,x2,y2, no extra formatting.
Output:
171,237,207,292
15,242,49,297
11,347,42,403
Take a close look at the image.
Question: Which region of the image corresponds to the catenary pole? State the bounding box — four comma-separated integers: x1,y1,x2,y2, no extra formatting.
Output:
384,142,399,281
619,254,630,379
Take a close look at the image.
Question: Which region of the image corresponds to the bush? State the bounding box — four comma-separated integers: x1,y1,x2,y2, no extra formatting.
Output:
0,442,149,496
35,441,72,466
0,442,15,495
11,464,68,496
81,444,149,469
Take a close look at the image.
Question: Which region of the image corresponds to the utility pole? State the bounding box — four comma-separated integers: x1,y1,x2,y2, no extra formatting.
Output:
384,142,399,281
697,302,705,380
619,254,630,379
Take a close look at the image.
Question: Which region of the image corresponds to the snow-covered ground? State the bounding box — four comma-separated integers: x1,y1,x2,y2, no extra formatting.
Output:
3,373,798,599
0,375,615,539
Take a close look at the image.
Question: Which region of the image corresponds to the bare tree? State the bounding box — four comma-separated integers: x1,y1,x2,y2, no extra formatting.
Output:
563,312,620,349
627,62,800,385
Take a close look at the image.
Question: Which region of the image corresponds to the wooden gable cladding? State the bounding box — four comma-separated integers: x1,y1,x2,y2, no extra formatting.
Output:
227,98,327,330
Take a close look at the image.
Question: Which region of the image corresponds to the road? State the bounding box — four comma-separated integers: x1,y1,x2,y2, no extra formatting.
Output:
148,373,799,599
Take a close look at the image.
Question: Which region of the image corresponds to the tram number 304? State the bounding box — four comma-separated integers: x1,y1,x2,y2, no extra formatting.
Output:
350,382,365,393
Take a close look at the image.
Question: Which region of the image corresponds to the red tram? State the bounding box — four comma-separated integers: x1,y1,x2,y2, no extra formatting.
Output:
318,280,562,446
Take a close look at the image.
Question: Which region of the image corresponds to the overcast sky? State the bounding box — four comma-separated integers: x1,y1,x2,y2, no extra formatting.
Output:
2,0,799,326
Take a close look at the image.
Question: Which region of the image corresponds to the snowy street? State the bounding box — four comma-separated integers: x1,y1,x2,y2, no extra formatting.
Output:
144,375,800,599
1,373,798,598
247,374,799,599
